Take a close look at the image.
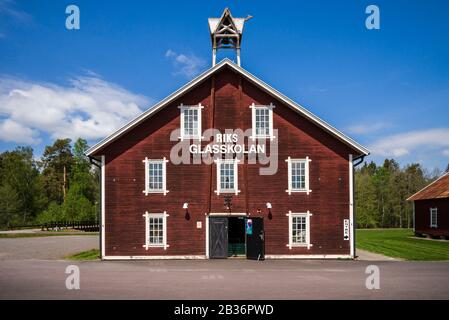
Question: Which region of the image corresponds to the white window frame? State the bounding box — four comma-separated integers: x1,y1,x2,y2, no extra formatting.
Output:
142,157,169,196
286,211,312,249
214,158,240,195
250,103,275,140
430,208,438,228
286,156,312,195
143,211,169,250
179,103,204,141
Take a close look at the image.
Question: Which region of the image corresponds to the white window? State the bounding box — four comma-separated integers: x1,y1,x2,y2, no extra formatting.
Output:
286,157,311,195
430,208,438,228
250,103,275,140
142,157,169,195
179,104,203,140
215,159,240,195
287,211,312,249
143,211,169,250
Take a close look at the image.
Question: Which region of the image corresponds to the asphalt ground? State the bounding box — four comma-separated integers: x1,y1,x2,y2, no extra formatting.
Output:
0,236,448,299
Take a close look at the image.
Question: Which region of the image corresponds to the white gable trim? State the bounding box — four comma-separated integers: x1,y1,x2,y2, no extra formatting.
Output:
86,59,369,157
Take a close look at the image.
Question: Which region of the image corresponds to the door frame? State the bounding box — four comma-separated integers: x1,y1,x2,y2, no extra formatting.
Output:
206,213,247,259
246,216,265,260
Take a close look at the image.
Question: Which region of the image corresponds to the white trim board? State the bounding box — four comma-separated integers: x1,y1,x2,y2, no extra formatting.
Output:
86,59,369,157
102,255,207,260
100,155,105,259
265,254,353,260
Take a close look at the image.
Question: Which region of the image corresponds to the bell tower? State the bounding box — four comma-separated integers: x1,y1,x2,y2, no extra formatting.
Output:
208,8,252,67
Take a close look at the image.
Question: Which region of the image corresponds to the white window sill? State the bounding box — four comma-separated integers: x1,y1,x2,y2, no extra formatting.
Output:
214,189,241,195
142,190,169,195
178,136,204,141
250,135,276,141
286,189,312,194
287,243,313,249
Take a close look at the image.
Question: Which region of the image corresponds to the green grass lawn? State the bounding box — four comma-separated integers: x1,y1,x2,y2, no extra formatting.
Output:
66,249,100,260
0,232,98,238
357,228,449,261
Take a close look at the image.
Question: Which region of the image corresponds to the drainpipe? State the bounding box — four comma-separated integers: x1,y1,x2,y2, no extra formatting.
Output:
351,154,366,259
88,155,102,259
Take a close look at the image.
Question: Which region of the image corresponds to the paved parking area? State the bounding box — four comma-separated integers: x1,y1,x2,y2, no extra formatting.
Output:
0,236,448,299
0,235,98,260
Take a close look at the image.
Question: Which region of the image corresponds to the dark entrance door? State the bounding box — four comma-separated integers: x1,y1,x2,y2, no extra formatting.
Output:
209,217,228,258
246,217,265,260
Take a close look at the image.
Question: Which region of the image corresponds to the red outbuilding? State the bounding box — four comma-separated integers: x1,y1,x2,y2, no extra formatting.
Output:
86,9,369,260
408,172,449,238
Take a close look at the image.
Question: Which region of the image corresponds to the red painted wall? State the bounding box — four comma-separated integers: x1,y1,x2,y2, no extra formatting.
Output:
95,66,361,257
414,198,449,237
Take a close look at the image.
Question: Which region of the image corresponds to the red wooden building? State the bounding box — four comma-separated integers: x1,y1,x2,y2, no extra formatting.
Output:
408,172,449,238
86,9,369,260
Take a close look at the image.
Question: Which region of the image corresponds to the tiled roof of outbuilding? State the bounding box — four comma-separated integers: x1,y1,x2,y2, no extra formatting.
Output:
407,172,449,201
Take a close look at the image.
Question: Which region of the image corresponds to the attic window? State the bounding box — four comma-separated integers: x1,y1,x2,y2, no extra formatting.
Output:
179,104,203,140
250,103,275,140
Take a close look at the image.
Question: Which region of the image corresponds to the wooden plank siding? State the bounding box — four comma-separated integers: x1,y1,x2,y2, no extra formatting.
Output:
414,198,449,237
95,66,361,257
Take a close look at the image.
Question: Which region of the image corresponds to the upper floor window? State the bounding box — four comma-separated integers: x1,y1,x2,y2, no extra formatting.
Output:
430,208,438,228
286,157,311,195
179,103,203,140
250,103,275,140
215,158,240,195
142,157,169,196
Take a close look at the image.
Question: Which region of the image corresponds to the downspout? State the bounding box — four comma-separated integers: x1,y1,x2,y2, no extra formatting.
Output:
88,155,102,259
351,154,366,259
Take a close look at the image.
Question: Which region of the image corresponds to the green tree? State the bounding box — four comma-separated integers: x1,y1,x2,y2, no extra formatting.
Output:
40,139,74,204
0,147,46,226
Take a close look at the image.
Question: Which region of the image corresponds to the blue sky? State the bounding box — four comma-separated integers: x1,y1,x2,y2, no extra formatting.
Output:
1,0,448,172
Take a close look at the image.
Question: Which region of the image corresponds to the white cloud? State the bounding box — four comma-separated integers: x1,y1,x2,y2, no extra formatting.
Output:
165,49,206,78
0,0,31,22
370,128,449,158
346,121,389,135
0,119,40,144
443,150,449,157
0,74,150,144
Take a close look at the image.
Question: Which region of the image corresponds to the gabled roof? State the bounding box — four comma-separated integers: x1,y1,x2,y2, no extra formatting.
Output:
86,59,370,157
407,172,449,201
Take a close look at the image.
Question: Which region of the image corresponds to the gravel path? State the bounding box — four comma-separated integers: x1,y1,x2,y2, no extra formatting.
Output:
0,236,98,260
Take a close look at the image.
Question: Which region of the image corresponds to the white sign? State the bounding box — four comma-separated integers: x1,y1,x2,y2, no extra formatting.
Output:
343,219,350,241
196,221,202,229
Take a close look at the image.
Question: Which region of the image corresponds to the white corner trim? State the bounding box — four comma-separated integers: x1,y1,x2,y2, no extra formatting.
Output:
101,155,105,259
86,59,369,157
286,210,313,250
349,154,354,258
142,157,169,196
205,215,209,258
143,211,170,250
285,157,312,195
